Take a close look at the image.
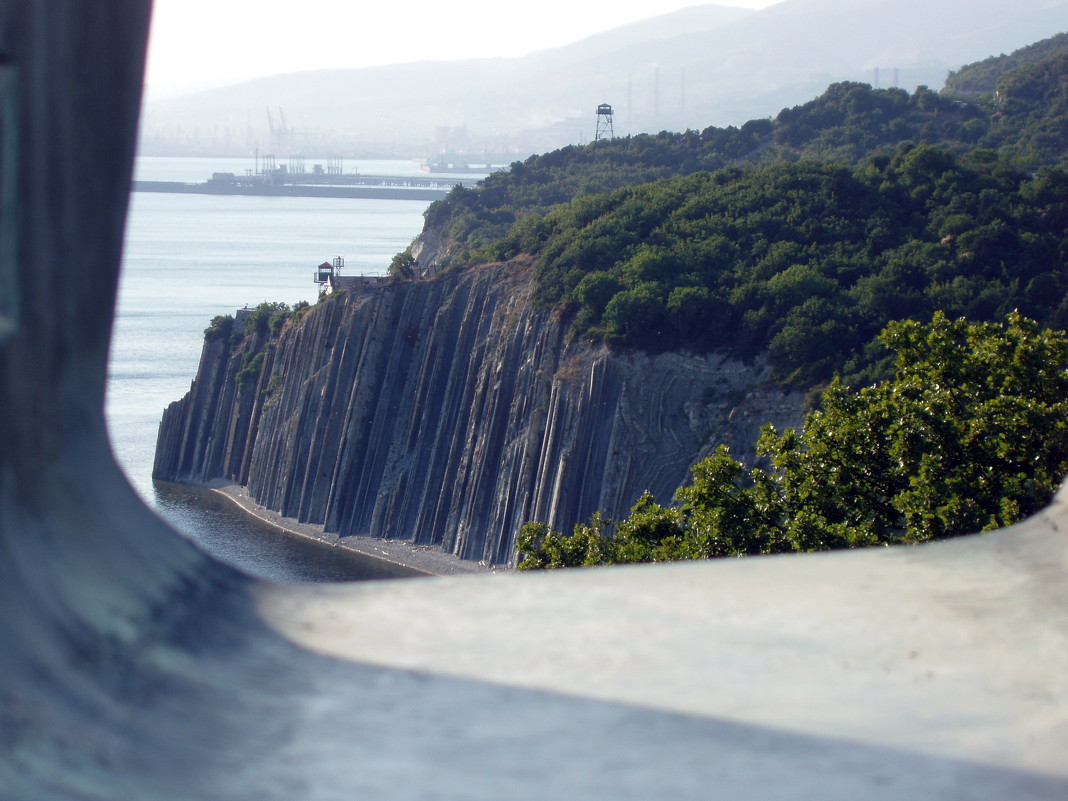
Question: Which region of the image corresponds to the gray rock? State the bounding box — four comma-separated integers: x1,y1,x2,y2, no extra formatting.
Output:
155,262,805,564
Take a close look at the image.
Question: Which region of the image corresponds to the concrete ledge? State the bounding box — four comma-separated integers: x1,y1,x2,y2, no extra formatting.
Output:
255,492,1068,783
1,4,1065,798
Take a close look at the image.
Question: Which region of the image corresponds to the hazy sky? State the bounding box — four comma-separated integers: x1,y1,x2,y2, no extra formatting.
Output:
145,0,784,98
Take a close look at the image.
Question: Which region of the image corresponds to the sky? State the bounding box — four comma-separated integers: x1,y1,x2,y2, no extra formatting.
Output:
145,0,785,98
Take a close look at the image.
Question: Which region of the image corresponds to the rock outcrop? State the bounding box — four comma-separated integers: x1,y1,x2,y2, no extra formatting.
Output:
155,259,805,564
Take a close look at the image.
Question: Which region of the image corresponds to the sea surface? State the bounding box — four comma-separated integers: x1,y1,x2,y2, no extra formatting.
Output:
107,155,468,581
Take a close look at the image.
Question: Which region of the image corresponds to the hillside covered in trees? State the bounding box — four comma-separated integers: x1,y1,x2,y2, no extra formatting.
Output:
943,31,1068,94
422,33,1067,273
487,150,1067,385
410,35,1068,387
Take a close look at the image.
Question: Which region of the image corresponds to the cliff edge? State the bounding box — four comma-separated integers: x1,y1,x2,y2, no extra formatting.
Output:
154,259,804,565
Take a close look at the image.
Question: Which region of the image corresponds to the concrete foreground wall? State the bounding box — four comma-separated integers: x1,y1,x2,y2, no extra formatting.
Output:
0,3,1065,799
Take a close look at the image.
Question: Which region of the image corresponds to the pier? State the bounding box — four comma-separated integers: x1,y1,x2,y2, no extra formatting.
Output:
131,175,472,201
133,157,485,201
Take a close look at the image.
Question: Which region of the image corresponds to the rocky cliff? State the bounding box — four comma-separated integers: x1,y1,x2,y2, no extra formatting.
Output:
154,259,805,565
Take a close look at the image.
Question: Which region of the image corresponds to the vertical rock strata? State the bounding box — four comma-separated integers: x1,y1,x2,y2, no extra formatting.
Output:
155,260,805,564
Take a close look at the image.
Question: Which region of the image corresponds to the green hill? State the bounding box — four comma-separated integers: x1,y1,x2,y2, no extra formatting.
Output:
943,31,1068,95
496,149,1067,385
413,37,1068,386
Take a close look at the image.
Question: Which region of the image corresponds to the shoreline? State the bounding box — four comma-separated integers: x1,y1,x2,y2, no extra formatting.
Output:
201,479,499,577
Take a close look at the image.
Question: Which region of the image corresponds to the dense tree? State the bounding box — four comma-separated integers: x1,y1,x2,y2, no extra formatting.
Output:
517,313,1068,569
388,248,417,280
943,32,1068,96
485,148,1067,383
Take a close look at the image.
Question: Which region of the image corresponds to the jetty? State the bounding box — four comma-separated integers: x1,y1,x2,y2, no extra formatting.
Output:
133,155,485,200
132,178,454,200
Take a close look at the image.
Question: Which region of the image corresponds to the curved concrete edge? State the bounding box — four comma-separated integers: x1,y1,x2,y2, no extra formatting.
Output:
2,4,1066,798
254,486,1068,782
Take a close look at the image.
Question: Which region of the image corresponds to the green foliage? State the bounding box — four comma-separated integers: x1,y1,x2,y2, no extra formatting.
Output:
517,313,1068,568
944,33,1068,95
229,299,312,393
203,314,233,343
262,373,282,397
773,312,1068,543
243,301,293,338
981,52,1068,164
291,299,311,323
235,351,264,390
238,299,317,341
502,149,1068,381
516,516,614,569
389,248,417,281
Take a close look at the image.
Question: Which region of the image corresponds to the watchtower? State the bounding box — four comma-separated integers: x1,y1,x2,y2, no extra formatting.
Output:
314,255,344,291
595,103,615,141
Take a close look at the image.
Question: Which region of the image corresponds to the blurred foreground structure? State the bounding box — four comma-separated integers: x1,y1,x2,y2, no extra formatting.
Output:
0,2,1065,798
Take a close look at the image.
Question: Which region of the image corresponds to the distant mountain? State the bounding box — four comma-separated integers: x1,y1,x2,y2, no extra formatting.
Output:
138,0,1068,158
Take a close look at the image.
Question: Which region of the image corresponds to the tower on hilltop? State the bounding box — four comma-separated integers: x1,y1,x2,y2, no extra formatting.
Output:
595,103,615,141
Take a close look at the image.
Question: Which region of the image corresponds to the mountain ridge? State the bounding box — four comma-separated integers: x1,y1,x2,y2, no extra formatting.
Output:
139,0,1068,157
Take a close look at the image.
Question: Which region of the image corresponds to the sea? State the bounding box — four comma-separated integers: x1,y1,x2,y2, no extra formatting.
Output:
107,155,481,581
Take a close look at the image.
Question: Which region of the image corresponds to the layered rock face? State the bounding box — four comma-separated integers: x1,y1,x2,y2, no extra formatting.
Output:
155,260,805,564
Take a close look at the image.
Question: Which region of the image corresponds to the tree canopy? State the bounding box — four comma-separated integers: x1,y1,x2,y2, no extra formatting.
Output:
488,148,1068,384
943,32,1068,96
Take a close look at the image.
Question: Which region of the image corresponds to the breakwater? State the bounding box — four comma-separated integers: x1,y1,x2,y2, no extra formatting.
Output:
132,179,450,201
154,259,805,564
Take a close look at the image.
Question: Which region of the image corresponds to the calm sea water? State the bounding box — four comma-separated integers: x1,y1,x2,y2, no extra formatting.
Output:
107,156,456,581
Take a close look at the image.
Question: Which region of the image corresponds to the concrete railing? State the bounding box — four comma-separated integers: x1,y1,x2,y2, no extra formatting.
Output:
0,3,1064,798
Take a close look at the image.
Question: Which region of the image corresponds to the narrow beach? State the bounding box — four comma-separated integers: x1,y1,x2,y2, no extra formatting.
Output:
204,480,498,577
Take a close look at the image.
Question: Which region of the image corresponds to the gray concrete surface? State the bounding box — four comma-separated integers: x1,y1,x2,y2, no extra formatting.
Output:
0,2,1065,798
259,497,1068,781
